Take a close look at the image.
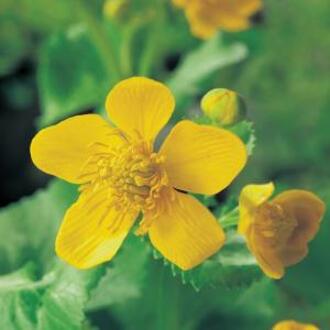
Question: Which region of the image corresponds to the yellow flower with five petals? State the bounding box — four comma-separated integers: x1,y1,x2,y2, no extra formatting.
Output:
173,0,263,39
30,77,247,270
272,320,319,330
238,182,325,279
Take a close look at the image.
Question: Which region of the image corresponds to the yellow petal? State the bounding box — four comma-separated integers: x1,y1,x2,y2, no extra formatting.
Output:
55,189,138,269
148,190,225,270
30,114,115,184
272,320,319,330
160,120,247,195
238,182,275,235
105,77,175,142
273,190,325,267
248,226,284,279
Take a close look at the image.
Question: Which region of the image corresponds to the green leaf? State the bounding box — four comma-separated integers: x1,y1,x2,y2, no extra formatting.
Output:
87,234,151,311
37,24,110,126
0,17,28,76
229,120,256,156
167,34,248,108
0,262,105,330
157,230,262,291
0,178,110,329
0,263,41,330
37,265,105,330
186,231,262,291
0,180,77,274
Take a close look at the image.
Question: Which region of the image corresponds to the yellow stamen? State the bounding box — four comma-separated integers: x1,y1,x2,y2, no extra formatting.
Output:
80,136,169,233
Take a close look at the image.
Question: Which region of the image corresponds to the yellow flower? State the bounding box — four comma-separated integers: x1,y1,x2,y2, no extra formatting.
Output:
30,77,247,270
173,0,263,39
238,183,325,279
272,320,319,330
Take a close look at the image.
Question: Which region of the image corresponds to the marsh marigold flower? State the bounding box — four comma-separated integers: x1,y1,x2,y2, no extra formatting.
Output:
273,320,319,330
238,183,325,279
172,0,263,39
30,77,247,270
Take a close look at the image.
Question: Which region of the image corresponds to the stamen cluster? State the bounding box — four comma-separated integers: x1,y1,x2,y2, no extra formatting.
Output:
254,202,297,249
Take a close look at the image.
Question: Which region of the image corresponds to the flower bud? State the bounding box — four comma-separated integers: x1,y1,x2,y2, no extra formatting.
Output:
103,0,129,20
201,88,246,126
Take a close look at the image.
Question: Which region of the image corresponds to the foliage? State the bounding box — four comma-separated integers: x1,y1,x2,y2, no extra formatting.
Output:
0,0,329,329
37,25,110,126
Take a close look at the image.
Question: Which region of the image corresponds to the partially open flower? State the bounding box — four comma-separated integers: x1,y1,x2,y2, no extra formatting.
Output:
238,183,325,279
201,88,246,126
272,320,319,330
172,0,263,39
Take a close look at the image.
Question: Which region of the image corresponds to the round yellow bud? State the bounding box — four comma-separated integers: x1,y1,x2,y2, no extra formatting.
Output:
201,88,246,126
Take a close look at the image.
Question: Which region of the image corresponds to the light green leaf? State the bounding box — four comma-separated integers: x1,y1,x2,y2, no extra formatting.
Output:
167,34,248,107
0,180,77,273
0,263,41,330
87,234,151,311
37,24,110,126
0,262,105,330
0,179,110,329
37,265,105,330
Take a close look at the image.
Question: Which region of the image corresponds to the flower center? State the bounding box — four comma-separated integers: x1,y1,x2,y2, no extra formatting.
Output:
79,135,168,220
254,202,297,249
106,142,168,211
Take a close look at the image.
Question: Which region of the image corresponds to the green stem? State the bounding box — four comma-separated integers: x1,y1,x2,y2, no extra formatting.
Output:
138,0,165,76
220,206,239,229
74,0,122,84
121,19,144,76
138,27,158,76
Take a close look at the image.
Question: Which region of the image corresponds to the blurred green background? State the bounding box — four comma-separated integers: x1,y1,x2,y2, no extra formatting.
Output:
0,0,329,329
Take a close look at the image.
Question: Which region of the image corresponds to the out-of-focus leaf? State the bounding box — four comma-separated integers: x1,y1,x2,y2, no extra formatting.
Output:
17,0,80,34
219,0,330,182
87,234,150,310
37,24,110,126
0,180,77,273
236,278,280,319
167,34,248,109
0,18,28,76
